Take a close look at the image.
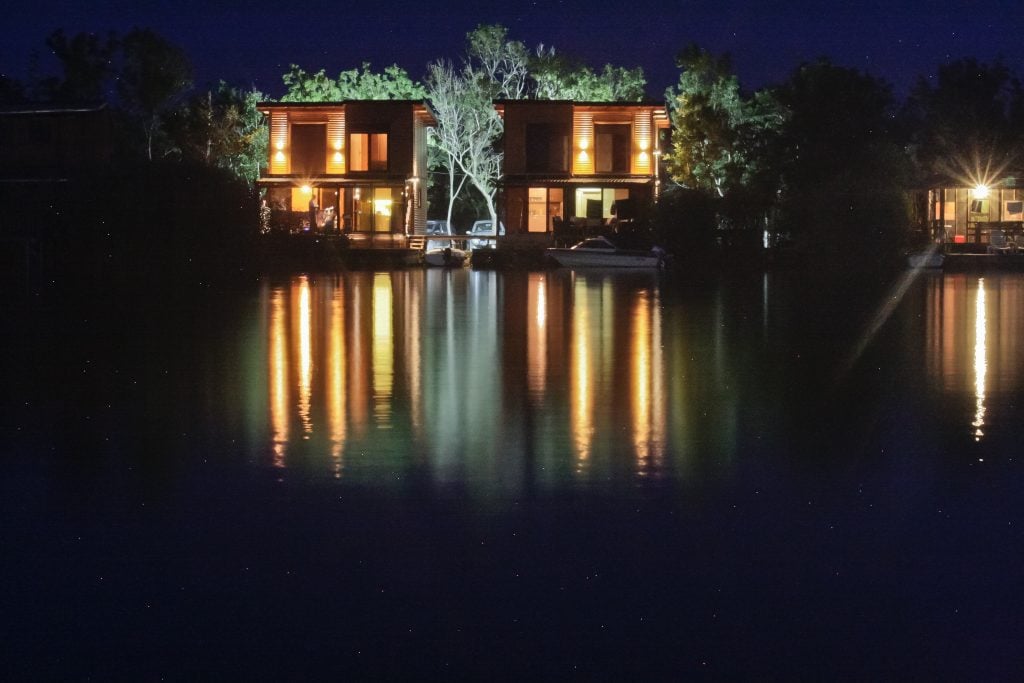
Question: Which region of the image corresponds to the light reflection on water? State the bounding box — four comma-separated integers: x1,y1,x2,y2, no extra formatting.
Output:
258,270,679,487
254,270,1024,486
922,273,1024,442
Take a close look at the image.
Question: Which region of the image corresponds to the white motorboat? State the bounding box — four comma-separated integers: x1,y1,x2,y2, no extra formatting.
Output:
424,245,468,267
547,236,664,268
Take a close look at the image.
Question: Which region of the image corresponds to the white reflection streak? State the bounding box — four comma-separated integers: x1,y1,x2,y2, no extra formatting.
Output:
407,275,422,432
328,286,346,477
298,277,312,438
973,278,987,441
270,289,288,467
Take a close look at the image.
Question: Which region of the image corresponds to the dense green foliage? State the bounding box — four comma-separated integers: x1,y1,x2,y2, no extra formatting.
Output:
665,45,785,199
280,63,427,102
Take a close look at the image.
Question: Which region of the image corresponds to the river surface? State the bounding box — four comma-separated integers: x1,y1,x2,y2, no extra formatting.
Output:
3,269,1024,679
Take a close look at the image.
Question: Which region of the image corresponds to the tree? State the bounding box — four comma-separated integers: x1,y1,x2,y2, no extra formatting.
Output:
425,60,503,227
280,62,425,102
168,82,267,185
42,29,117,103
117,28,193,160
665,44,784,199
0,74,25,104
531,48,646,101
425,61,472,228
906,58,1024,184
465,24,531,100
771,60,911,275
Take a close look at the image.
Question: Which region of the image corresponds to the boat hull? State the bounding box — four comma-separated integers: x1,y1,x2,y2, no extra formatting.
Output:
547,250,661,268
424,248,468,267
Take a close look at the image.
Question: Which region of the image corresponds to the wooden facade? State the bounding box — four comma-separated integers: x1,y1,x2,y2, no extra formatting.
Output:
495,100,669,238
257,100,434,239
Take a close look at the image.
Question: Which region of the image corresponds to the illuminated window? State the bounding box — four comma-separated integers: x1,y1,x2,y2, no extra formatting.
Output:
528,187,563,232
353,186,398,232
350,133,388,172
575,188,628,219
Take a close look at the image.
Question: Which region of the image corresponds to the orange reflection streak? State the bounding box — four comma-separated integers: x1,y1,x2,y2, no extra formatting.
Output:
372,273,394,427
297,276,313,438
651,288,665,472
571,278,593,470
269,288,289,467
633,290,651,474
631,288,668,476
328,283,347,477
973,278,987,441
528,273,548,398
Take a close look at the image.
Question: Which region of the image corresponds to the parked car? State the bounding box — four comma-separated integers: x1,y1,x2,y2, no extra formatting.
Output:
425,219,453,250
467,220,505,249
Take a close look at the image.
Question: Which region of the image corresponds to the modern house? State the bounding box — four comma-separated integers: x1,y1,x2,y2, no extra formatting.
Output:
257,100,434,244
495,100,669,239
925,175,1024,246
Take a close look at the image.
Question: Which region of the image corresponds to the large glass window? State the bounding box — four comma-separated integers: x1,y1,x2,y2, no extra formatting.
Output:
575,188,629,219
350,133,388,172
594,124,631,174
353,186,399,232
528,187,564,232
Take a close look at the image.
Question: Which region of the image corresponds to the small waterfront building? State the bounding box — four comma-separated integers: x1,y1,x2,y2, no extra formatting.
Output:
0,102,112,183
257,100,434,244
495,100,669,240
925,175,1024,247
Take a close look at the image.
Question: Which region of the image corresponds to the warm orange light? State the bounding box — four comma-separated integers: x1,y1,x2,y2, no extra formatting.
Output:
274,151,285,162
301,185,312,195
579,138,589,151
275,141,285,151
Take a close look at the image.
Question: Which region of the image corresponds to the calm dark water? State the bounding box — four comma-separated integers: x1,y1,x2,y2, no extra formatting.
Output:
3,269,1024,679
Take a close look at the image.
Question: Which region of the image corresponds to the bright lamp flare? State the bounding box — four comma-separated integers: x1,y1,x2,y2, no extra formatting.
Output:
972,184,990,199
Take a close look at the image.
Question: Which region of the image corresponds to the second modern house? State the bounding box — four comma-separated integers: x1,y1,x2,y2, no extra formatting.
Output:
257,100,434,244
495,99,670,239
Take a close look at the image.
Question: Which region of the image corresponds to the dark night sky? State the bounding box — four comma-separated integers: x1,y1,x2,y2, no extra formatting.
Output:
4,1,1024,98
